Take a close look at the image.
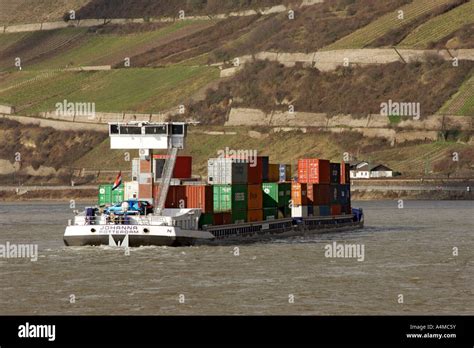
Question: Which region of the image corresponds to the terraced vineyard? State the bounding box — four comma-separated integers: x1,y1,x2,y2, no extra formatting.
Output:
367,141,470,175
0,20,213,71
0,66,219,114
0,28,89,72
324,0,460,49
439,72,474,116
31,20,214,69
399,0,474,48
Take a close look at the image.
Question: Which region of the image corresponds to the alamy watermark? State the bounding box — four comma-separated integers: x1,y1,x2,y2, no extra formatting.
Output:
380,99,420,120
217,147,258,167
0,242,38,262
18,322,55,341
324,242,365,261
55,99,96,119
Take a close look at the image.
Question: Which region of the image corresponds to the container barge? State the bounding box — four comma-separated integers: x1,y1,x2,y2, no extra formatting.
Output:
63,122,364,247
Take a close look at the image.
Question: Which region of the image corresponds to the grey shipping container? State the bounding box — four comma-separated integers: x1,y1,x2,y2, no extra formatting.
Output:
207,158,248,185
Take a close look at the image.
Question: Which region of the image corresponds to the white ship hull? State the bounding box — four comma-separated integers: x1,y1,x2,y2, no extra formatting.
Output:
64,224,214,247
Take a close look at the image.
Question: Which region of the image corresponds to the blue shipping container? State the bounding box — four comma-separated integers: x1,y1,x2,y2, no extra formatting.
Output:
319,205,330,216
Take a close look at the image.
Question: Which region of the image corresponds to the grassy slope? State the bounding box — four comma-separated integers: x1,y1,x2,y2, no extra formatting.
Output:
399,0,474,48
0,66,219,114
324,0,458,49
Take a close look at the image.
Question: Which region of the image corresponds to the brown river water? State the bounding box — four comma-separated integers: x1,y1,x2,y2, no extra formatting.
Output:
0,200,472,315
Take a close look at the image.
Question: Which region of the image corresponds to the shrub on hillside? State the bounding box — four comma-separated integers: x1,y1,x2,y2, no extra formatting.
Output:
190,58,474,123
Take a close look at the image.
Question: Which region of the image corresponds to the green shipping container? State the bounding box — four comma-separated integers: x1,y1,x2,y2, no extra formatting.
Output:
232,210,247,224
275,206,291,218
98,184,124,206
263,207,279,220
198,213,214,228
262,183,291,208
213,184,248,212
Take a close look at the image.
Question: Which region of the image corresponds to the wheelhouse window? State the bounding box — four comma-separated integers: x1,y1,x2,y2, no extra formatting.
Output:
145,125,167,135
120,126,142,135
110,124,119,134
171,124,184,135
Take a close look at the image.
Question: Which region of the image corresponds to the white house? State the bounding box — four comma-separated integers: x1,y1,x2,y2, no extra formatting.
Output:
369,164,394,178
350,161,370,179
350,162,395,179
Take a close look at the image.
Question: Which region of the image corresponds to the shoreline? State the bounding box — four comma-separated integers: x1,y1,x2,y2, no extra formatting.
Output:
0,189,472,202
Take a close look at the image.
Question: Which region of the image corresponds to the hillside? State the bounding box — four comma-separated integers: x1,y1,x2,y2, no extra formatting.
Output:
0,0,90,25
189,58,474,123
1,119,472,186
74,0,297,19
0,0,473,184
130,0,412,66
325,0,468,49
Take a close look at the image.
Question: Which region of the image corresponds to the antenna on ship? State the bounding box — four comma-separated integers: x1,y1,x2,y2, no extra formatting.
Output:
108,121,188,215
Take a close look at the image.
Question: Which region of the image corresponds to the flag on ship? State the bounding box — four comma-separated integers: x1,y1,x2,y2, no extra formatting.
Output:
112,171,122,190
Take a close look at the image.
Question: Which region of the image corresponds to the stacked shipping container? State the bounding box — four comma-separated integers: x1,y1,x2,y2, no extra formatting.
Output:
101,153,351,227
292,159,351,217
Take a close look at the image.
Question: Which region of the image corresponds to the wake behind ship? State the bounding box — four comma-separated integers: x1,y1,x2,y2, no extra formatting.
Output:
64,122,364,247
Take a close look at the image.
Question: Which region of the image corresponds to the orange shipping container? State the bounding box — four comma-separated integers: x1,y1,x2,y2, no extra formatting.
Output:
247,184,263,210
247,209,263,222
298,159,330,184
340,162,351,184
291,183,308,206
330,204,342,216
185,185,213,213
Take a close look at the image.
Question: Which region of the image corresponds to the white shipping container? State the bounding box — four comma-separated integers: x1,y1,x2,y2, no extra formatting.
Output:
124,181,139,200
291,205,308,218
207,158,248,185
132,158,140,181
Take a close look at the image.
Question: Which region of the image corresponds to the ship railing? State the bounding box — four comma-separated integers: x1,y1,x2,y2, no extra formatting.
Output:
70,215,153,226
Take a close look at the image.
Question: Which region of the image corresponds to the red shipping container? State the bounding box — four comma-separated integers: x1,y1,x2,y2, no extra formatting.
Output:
291,183,308,206
185,185,213,213
313,184,331,205
340,162,351,184
247,156,266,184
214,212,232,225
153,155,192,178
330,204,342,216
298,159,330,184
247,184,263,210
153,185,186,208
247,209,263,222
